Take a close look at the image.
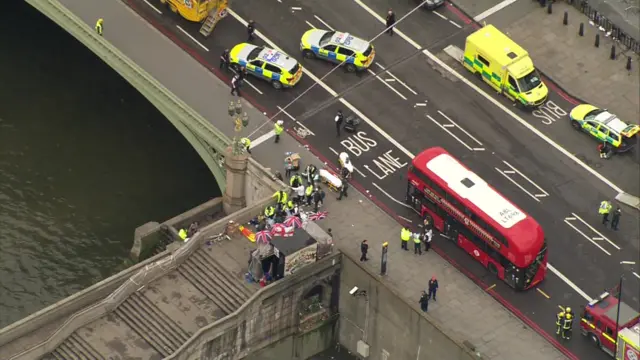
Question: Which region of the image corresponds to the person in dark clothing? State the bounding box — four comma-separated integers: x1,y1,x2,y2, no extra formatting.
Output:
230,74,241,96
611,207,622,230
428,276,439,301
419,291,429,312
313,188,325,212
360,240,369,261
337,177,349,200
335,110,344,137
219,49,230,71
385,9,396,36
247,20,256,42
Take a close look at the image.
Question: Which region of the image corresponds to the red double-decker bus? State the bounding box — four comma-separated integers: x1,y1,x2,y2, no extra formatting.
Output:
406,147,547,290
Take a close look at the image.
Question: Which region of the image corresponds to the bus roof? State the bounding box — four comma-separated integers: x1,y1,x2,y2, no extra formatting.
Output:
413,147,544,256
467,25,529,68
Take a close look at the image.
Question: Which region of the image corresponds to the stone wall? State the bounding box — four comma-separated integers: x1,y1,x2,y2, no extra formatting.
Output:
245,157,285,207
338,254,480,360
164,252,342,360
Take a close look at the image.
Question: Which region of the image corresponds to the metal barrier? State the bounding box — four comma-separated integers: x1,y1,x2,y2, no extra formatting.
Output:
569,0,640,54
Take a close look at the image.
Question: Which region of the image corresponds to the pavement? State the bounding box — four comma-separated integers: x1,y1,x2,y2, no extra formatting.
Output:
50,0,640,359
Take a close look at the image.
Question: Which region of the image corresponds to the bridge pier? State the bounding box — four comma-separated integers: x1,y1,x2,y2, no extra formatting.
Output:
223,149,249,214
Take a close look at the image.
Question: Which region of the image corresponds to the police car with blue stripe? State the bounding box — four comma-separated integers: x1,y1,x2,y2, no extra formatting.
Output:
300,30,375,72
229,44,303,89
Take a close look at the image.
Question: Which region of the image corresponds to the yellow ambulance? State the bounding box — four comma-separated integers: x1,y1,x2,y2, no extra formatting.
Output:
159,0,227,23
463,25,548,108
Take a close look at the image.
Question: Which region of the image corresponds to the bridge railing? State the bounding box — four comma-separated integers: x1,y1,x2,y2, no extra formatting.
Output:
7,196,276,360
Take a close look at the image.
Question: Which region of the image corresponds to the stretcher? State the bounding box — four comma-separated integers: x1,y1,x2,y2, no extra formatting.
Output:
319,169,342,192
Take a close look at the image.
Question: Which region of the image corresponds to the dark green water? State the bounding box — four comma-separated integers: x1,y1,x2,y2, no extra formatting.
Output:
0,1,219,327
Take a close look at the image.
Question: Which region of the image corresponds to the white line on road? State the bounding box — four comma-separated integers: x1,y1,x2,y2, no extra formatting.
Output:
474,0,520,21
250,130,275,148
176,25,209,52
495,168,541,203
564,219,612,255
449,20,462,28
414,103,427,107
398,215,413,223
277,105,317,136
374,63,418,95
313,15,335,31
547,264,593,302
437,110,483,146
277,105,296,121
291,7,302,11
502,160,549,197
571,213,620,250
432,10,448,20
443,124,455,128
372,182,413,209
328,147,366,177
142,0,162,14
305,21,317,29
295,121,315,135
230,68,264,95
350,0,625,195
427,115,473,151
367,69,407,100
633,272,640,280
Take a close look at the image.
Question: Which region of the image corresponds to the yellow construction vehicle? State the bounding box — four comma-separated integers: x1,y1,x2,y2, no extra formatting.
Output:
160,0,228,36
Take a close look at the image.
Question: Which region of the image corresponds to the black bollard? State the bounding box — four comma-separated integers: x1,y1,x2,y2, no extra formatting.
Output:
579,23,584,36
563,11,568,25
595,34,600,47
610,45,616,60
627,56,632,71
547,1,553,13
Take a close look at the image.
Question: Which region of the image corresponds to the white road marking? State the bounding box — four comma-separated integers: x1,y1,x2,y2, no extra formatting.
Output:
571,213,620,250
398,215,413,223
432,10,448,20
372,182,413,209
231,68,264,95
229,9,415,161
633,272,640,280
313,15,335,31
500,160,549,198
142,0,162,14
547,264,593,302
291,7,302,11
176,25,209,52
277,105,316,136
228,8,596,306
305,21,317,29
563,217,613,255
250,130,275,148
375,63,418,95
495,168,541,203
427,115,473,151
449,20,462,28
328,147,366,177
349,0,625,195
414,103,427,107
367,69,407,100
621,261,636,265
474,0,521,21
437,110,484,147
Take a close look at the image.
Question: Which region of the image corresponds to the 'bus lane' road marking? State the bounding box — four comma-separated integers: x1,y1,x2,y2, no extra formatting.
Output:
532,100,569,126
367,69,407,100
564,213,621,256
349,0,625,196
328,146,367,178
337,131,410,180
226,7,597,308
495,161,549,202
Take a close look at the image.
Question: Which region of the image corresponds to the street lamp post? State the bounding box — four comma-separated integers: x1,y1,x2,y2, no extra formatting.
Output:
228,100,250,156
614,261,636,360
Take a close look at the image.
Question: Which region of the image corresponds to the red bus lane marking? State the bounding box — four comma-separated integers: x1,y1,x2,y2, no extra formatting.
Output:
121,2,583,357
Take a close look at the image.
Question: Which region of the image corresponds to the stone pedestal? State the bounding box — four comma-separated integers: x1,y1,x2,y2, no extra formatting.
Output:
223,148,249,215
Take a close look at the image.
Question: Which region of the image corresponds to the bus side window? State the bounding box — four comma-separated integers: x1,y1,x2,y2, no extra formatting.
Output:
431,182,445,196
460,227,486,251
446,193,460,208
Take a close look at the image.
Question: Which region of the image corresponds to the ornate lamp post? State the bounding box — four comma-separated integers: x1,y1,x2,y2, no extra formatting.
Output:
228,100,250,155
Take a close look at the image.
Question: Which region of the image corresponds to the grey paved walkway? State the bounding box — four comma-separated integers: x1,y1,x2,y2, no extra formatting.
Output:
250,128,568,360
491,1,639,123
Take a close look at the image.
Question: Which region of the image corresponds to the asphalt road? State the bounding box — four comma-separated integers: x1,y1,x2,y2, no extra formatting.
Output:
56,0,640,358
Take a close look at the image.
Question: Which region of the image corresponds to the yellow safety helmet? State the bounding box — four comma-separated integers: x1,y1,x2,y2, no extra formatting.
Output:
565,307,571,313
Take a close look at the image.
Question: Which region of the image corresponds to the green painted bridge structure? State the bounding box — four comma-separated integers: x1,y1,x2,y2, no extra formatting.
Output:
27,0,231,191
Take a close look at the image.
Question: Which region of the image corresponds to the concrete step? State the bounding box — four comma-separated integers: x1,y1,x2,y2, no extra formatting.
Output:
178,251,246,315
128,291,192,342
192,250,252,303
63,332,104,360
45,351,66,360
198,249,257,297
52,342,80,360
114,294,175,358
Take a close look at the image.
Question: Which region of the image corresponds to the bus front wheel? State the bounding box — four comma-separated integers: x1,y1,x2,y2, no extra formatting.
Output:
488,262,498,275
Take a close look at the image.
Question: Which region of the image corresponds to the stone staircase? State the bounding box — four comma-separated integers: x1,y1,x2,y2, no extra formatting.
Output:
178,249,254,316
113,292,191,357
48,332,104,360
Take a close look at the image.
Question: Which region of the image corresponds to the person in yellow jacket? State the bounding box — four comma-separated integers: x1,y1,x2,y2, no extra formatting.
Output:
400,227,411,251
598,200,612,225
273,190,288,207
562,312,574,340
95,18,104,36
264,205,275,219
240,137,251,154
555,310,565,335
305,184,314,205
413,232,422,255
178,228,188,241
274,120,284,143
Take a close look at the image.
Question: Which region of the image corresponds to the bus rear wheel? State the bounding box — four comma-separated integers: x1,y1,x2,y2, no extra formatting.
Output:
488,262,498,275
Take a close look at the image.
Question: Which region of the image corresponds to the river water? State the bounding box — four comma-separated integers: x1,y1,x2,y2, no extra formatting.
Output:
0,1,220,327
